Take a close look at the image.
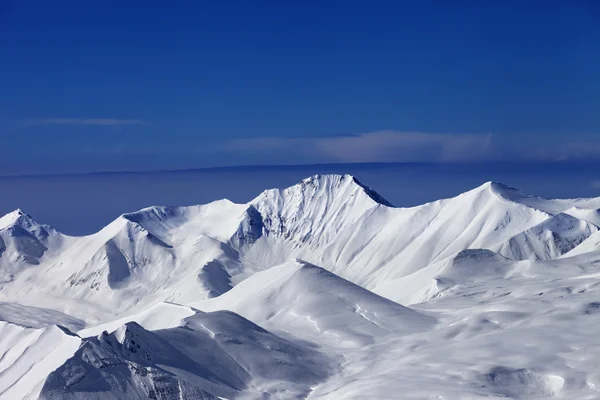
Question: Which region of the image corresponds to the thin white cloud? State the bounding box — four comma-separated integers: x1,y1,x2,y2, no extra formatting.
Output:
525,140,600,162
25,118,151,126
223,131,494,163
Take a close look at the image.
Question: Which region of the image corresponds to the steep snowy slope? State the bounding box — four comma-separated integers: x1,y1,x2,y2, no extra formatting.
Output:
56,201,246,297
0,209,63,246
0,303,85,399
242,179,557,292
0,323,81,400
197,259,435,347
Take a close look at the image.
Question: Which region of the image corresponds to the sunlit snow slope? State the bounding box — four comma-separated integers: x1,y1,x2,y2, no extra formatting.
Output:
1,174,600,399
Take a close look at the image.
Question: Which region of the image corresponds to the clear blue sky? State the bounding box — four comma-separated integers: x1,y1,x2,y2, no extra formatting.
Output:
1,1,598,174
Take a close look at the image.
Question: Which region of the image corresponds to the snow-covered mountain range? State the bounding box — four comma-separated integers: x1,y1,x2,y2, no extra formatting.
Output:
1,174,600,399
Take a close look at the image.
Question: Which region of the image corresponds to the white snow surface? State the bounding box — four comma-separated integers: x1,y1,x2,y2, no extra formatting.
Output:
1,174,600,399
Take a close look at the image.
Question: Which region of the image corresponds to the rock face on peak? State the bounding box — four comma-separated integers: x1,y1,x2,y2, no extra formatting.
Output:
229,205,264,248
351,176,395,207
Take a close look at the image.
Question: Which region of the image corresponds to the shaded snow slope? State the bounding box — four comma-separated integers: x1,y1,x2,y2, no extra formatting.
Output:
561,229,600,258
42,311,334,400
493,213,598,260
0,302,84,331
0,210,69,283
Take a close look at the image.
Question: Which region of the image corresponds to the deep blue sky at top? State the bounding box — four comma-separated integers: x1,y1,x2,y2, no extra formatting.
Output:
0,0,598,173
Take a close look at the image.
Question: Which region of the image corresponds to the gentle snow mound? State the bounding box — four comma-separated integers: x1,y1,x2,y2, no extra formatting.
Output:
197,259,435,346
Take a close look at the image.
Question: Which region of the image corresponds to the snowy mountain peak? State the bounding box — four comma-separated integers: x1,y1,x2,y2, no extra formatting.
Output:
486,181,538,202
92,212,174,251
471,181,533,203
472,181,600,216
250,174,391,245
0,209,66,279
446,181,565,220
352,176,395,207
1,209,37,229
0,208,58,243
299,174,393,206
254,174,391,208
0,208,27,225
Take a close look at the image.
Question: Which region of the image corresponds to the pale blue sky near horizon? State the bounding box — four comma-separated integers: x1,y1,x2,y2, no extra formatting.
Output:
1,1,599,174
1,162,599,235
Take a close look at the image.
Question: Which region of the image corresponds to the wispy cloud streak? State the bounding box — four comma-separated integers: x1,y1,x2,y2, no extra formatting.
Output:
25,118,151,126
223,131,494,163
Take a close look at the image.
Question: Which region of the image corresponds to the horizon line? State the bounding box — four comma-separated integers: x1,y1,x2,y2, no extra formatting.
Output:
0,160,597,179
